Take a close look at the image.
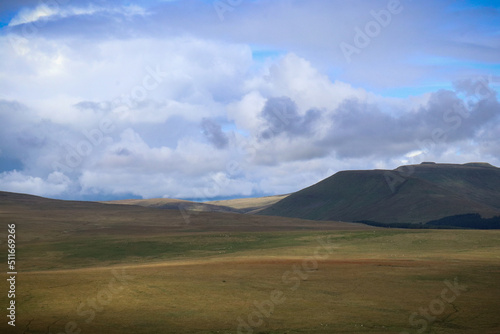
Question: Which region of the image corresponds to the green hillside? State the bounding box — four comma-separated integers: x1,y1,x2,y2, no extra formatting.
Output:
259,163,500,227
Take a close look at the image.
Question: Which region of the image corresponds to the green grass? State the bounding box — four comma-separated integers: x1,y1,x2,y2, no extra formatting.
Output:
2,191,500,334
5,228,500,334
21,232,319,270
20,229,500,272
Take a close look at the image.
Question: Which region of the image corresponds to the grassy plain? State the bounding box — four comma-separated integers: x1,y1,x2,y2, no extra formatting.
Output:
3,229,500,333
1,192,499,333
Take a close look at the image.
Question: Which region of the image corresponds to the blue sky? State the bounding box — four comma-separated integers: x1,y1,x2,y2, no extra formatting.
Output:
0,0,499,200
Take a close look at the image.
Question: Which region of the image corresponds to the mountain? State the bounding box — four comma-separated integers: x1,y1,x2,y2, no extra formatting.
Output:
259,162,500,227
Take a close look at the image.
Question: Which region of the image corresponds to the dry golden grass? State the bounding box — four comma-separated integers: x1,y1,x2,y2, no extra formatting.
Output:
1,193,499,333
2,229,500,334
207,195,290,213
102,198,190,206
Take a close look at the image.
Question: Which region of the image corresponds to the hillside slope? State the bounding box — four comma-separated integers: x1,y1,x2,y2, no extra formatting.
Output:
103,198,241,213
0,191,369,243
259,163,500,225
206,194,289,213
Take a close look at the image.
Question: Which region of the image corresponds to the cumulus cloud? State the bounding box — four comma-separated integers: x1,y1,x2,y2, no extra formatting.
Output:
319,84,500,159
0,0,499,200
453,77,498,99
0,170,71,196
259,96,322,139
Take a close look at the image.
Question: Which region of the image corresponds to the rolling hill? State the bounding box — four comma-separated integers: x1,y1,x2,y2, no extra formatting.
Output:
0,191,367,243
2,191,500,334
102,197,242,214
206,194,289,213
104,194,290,214
259,162,500,227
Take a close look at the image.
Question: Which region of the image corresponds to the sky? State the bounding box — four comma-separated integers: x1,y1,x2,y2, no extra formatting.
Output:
0,0,499,201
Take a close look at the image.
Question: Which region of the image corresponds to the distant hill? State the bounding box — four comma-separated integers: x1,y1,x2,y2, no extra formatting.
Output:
102,198,242,214
0,191,368,242
105,194,290,214
206,194,289,213
259,163,500,228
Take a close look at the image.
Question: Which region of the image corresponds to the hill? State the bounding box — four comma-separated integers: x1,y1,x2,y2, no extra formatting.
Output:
259,162,500,227
206,194,289,213
102,197,242,214
105,194,290,214
1,194,499,333
0,191,369,243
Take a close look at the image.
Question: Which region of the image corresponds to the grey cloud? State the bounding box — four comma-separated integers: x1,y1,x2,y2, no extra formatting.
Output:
320,87,500,159
0,100,63,174
0,99,117,178
0,100,32,165
74,101,109,111
260,97,321,140
115,148,131,156
410,89,500,144
321,99,404,158
201,118,229,149
453,77,498,99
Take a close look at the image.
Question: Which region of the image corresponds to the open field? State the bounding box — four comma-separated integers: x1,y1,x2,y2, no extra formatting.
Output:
2,225,500,334
1,192,499,333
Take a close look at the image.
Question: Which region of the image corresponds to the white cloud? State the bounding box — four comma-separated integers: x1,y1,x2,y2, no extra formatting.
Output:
8,4,59,27
0,170,71,196
0,35,253,124
0,0,499,200
8,3,147,27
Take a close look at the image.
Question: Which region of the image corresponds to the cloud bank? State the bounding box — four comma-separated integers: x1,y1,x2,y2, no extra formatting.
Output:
0,0,499,200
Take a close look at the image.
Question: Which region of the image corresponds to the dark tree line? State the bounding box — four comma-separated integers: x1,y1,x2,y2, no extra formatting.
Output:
358,214,500,229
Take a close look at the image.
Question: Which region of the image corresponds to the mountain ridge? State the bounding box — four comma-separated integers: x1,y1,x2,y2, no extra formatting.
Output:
259,162,500,227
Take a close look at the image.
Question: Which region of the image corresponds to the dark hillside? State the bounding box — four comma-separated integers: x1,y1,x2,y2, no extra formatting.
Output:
260,163,500,227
